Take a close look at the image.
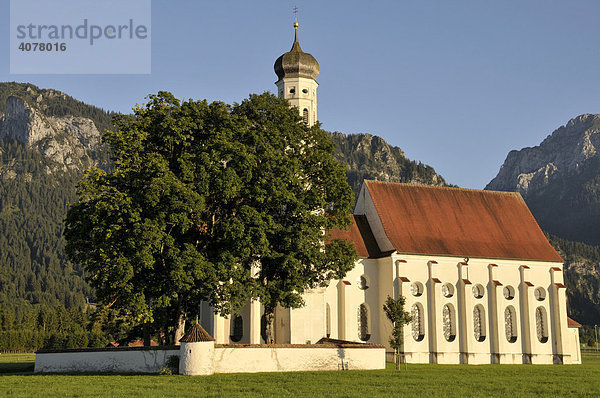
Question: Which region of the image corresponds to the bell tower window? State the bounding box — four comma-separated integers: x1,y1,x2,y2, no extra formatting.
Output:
303,108,309,124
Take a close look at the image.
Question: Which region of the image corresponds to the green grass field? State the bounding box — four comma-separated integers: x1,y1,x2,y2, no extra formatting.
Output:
1,352,599,397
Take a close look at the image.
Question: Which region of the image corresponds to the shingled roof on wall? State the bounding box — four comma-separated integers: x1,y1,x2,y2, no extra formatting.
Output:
328,215,389,258
363,181,563,262
180,323,215,343
567,317,582,328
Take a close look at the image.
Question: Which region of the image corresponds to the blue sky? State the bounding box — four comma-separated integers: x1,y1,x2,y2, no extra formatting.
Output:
1,0,600,189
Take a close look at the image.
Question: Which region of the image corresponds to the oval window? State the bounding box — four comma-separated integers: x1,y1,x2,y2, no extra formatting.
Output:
357,275,369,290
411,282,424,297
503,286,515,300
534,287,546,301
442,283,454,298
472,284,484,299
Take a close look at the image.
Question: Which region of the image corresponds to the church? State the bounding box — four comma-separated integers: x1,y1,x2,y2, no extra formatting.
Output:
199,19,582,365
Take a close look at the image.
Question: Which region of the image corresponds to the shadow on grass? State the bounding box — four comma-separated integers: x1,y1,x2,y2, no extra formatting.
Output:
0,362,34,375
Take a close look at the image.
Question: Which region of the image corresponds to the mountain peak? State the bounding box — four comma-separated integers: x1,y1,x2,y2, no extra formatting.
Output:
0,88,108,172
486,113,600,244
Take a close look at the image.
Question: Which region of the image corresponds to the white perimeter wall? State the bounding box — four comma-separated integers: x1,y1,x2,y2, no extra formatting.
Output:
35,346,385,374
34,348,180,373
213,346,384,373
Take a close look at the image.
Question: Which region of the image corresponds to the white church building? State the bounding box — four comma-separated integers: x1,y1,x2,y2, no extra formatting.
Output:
200,20,582,365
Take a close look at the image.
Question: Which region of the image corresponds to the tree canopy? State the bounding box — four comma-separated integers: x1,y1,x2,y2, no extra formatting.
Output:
64,91,357,341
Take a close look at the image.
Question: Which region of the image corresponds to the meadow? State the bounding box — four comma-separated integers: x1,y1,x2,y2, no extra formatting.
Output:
1,352,599,397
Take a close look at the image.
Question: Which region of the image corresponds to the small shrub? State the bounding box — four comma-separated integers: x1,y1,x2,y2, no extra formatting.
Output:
160,355,179,375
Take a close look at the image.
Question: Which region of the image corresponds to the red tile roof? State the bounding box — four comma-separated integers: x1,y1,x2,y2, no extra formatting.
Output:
364,181,563,262
567,317,582,328
328,215,390,258
127,340,158,347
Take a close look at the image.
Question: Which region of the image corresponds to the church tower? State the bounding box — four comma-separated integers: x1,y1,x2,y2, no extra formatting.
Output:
274,14,320,126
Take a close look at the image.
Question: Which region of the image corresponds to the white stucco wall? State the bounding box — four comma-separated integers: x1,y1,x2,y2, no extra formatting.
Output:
213,345,385,373
34,345,385,374
34,347,180,373
565,327,582,364
315,251,580,365
276,77,318,126
179,341,215,375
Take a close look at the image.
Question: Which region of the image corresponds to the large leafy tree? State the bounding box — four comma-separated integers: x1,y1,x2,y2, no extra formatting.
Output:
65,91,357,343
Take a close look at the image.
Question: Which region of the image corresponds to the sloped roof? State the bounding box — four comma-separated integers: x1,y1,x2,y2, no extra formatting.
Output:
328,215,390,258
180,323,215,343
567,317,582,328
364,181,563,262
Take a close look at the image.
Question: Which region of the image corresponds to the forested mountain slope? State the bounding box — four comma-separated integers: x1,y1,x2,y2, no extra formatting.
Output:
0,83,112,350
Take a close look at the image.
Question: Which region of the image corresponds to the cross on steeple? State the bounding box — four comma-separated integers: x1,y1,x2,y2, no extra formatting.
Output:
293,6,299,28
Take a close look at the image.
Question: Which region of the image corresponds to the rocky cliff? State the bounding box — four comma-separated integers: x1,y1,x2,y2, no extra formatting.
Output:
330,132,448,194
0,96,104,171
486,114,600,244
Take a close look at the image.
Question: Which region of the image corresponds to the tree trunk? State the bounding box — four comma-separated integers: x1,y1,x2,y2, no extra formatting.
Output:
143,323,151,347
396,348,400,370
264,309,275,344
174,313,186,345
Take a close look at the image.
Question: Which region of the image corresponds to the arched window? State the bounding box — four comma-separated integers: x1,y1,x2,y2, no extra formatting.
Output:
260,314,268,343
473,305,486,342
230,315,243,342
303,108,309,124
411,303,425,341
504,306,517,343
357,303,370,341
326,303,331,338
536,307,548,343
442,304,456,342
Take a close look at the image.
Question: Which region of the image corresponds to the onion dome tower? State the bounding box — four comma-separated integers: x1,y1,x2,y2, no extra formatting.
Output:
274,13,320,126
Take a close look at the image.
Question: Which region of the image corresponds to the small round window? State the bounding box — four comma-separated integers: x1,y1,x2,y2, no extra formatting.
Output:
472,284,484,299
442,283,454,298
289,88,295,94
534,287,546,301
357,275,369,290
302,88,308,94
503,286,515,300
411,282,424,297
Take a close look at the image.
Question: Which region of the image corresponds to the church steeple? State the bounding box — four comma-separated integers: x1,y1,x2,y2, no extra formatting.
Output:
274,9,319,126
